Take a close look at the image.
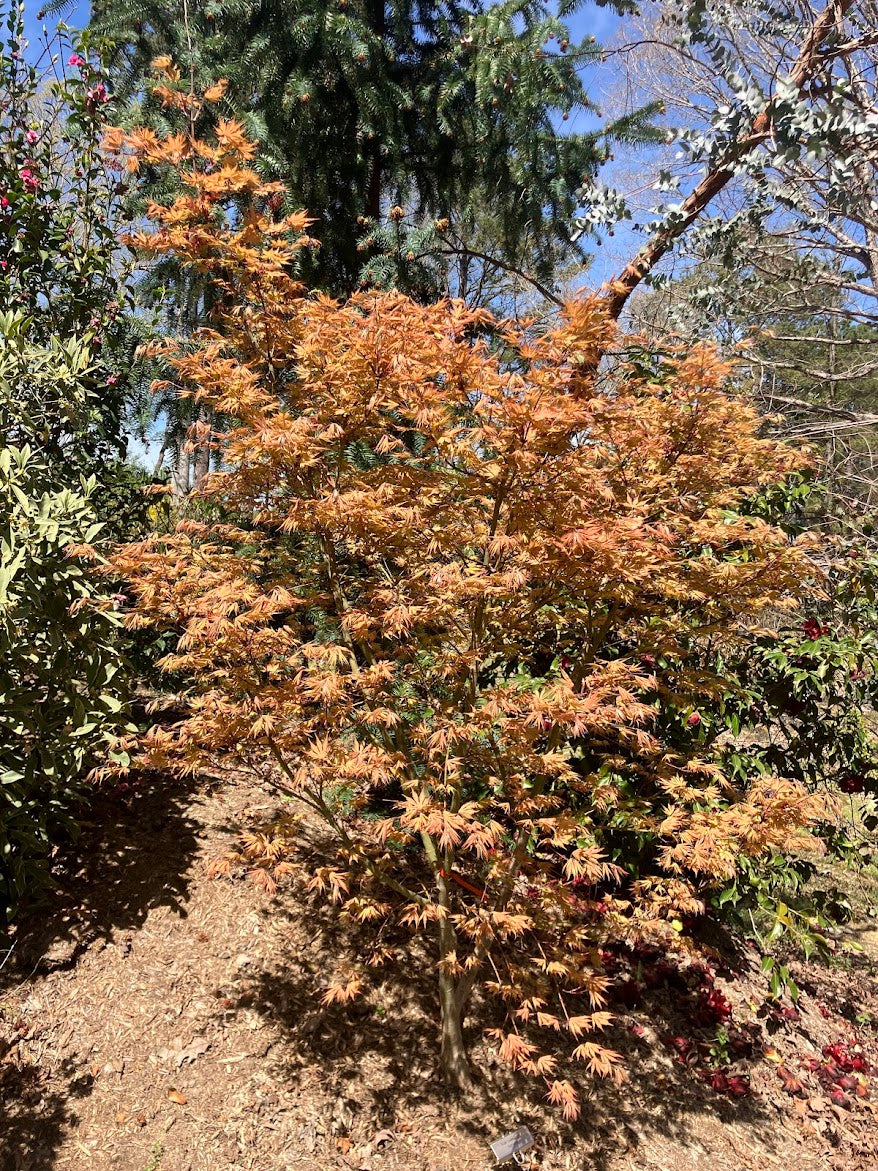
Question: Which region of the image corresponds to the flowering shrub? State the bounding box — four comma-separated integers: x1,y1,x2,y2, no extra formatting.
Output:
0,7,137,468
108,104,827,1114
0,8,133,922
641,478,878,970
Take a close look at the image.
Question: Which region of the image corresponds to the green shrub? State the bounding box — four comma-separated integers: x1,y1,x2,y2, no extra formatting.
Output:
0,10,136,922
0,437,131,921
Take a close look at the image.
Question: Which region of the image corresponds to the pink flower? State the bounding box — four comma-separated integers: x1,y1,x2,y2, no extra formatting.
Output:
0,197,9,210
19,167,40,192
68,54,85,67
25,130,38,145
0,260,7,270
106,374,119,386
687,711,701,728
86,83,109,108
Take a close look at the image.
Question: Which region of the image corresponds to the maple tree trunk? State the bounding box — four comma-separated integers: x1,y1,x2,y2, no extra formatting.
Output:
439,968,472,1089
438,923,474,1089
433,863,474,1089
603,0,855,321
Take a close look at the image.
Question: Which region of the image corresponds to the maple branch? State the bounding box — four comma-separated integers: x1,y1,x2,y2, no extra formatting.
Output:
265,733,431,907
602,0,856,321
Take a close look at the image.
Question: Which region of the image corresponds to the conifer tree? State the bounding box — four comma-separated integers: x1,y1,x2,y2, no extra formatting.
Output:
86,0,660,296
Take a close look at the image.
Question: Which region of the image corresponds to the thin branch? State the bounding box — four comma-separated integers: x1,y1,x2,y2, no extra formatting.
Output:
760,391,878,424
758,356,878,381
437,246,563,307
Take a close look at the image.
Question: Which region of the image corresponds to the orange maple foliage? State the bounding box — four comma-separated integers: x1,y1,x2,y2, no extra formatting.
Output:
106,104,824,1113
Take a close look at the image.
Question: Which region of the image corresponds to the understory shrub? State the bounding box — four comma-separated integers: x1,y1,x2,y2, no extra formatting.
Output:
0,10,134,921
106,106,835,1115
0,429,129,921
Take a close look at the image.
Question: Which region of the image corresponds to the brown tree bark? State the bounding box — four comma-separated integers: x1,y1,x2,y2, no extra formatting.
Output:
439,967,472,1088
431,858,475,1088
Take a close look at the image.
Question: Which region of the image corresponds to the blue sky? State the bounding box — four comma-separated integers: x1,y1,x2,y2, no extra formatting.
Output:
23,1,622,50
23,1,86,44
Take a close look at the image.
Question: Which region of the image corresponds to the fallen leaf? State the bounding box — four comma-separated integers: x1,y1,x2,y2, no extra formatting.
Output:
176,1038,208,1066
157,1036,209,1067
830,1088,852,1110
777,1065,805,1095
134,1112,147,1127
166,1088,187,1105
372,1129,394,1148
115,1112,127,1124
337,1137,352,1155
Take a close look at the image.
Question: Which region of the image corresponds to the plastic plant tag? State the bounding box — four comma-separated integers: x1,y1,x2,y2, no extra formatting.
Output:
489,1125,535,1164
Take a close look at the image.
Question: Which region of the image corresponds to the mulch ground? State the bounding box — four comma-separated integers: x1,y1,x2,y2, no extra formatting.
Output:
2,771,878,1171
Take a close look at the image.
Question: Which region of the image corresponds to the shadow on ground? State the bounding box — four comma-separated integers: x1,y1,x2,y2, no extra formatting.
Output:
0,772,202,1168
214,822,788,1169
0,1050,90,1171
2,773,203,984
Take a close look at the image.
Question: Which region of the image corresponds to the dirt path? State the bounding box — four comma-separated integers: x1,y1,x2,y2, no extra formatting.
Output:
1,773,876,1171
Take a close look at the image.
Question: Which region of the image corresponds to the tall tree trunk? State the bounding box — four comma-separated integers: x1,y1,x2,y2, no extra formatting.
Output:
171,442,190,496
365,0,385,223
151,427,170,478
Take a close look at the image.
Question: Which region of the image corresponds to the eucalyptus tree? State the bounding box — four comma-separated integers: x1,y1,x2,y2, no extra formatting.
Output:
578,0,873,315
580,0,878,505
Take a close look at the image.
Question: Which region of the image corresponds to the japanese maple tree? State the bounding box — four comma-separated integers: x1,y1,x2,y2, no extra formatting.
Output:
107,107,824,1113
